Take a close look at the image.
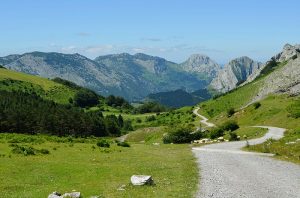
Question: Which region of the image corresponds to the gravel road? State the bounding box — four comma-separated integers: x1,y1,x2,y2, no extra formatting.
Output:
192,109,300,198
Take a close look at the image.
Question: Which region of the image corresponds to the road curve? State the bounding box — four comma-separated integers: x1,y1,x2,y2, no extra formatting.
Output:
193,107,215,127
192,110,300,198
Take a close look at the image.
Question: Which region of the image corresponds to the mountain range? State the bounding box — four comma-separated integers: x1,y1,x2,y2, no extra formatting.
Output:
1,44,298,102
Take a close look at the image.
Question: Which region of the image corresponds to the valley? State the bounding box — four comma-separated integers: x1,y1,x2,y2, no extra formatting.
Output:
0,42,299,198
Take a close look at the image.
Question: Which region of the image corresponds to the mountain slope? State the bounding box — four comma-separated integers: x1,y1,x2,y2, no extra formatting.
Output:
210,56,263,93
199,44,300,117
146,89,211,108
0,52,216,101
94,53,208,99
179,54,221,80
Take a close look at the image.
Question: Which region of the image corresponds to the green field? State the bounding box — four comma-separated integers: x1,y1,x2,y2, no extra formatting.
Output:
0,68,76,104
0,133,198,198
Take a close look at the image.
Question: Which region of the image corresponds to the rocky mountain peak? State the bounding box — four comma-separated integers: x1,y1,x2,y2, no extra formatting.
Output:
274,43,300,62
179,54,220,79
210,56,262,93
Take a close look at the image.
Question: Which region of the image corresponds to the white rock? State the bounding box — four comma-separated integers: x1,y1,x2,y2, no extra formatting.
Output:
48,192,61,198
131,175,153,186
62,192,81,198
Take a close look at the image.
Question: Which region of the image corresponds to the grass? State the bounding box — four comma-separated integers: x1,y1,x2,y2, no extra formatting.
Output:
245,128,300,164
0,68,76,104
198,93,300,163
223,126,268,140
0,133,198,198
126,127,166,144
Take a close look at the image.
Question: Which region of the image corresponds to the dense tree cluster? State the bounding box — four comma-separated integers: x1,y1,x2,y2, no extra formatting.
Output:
0,91,128,137
105,95,132,109
73,89,100,108
134,101,167,114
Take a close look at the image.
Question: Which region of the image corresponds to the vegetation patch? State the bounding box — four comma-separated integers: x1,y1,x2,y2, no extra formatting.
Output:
245,128,300,164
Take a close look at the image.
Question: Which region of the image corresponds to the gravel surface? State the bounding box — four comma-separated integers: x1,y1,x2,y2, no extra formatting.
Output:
192,111,300,198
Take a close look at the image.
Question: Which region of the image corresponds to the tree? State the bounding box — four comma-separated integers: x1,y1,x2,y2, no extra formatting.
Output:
74,90,99,108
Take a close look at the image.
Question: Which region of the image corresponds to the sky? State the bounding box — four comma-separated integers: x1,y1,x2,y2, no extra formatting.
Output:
0,0,300,64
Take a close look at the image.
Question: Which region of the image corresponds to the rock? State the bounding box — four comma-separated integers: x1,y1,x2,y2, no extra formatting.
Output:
131,175,154,186
152,142,160,146
117,184,126,191
48,192,81,198
48,192,62,198
62,192,81,198
210,56,263,93
217,137,224,141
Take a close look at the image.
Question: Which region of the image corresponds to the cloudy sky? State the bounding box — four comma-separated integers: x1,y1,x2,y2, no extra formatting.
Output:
1,0,299,64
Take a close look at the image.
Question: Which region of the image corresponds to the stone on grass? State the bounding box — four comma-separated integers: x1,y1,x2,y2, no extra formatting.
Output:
131,175,154,186
48,191,81,198
62,192,81,198
48,192,61,198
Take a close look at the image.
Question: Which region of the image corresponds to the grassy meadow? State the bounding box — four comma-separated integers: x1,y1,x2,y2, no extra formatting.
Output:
0,133,198,198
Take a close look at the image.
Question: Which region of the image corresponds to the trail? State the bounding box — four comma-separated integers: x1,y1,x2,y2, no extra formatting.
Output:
192,108,300,198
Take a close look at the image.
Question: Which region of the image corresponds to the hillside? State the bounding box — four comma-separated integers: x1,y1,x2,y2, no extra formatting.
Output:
146,89,211,108
197,45,300,162
0,68,76,104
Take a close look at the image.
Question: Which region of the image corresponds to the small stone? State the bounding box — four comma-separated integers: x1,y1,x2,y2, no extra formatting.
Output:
131,175,154,186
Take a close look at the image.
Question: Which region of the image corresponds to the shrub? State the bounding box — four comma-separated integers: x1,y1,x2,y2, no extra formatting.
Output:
227,108,235,117
96,139,110,148
117,141,130,147
221,120,239,131
229,131,238,141
253,102,261,109
209,128,224,139
39,149,50,154
146,115,156,122
163,125,194,144
11,145,36,156
136,118,142,123
74,89,99,108
287,100,300,118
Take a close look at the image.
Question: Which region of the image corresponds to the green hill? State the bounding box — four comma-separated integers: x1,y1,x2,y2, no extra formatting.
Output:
0,68,76,104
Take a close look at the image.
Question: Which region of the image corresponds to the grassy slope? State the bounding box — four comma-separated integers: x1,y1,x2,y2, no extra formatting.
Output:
0,133,197,198
197,64,300,163
0,68,76,104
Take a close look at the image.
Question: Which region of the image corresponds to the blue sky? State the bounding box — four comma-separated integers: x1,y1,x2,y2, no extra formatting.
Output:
1,0,299,63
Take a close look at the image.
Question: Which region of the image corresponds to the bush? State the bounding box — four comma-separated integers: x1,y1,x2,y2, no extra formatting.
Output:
287,100,300,118
117,141,130,147
163,125,194,144
10,144,50,156
39,149,50,154
253,102,261,109
221,120,239,131
74,89,99,108
146,115,156,122
136,118,142,123
96,139,110,148
229,131,238,141
227,108,235,117
209,128,224,139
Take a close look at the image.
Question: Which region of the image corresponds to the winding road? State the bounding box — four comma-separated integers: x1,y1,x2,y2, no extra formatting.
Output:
192,108,300,198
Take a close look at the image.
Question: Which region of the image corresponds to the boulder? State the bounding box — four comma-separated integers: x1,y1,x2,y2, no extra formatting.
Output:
131,175,154,186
